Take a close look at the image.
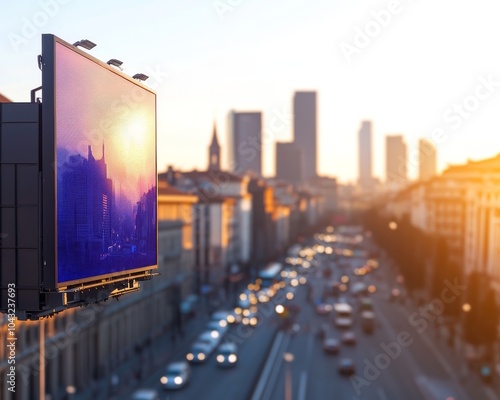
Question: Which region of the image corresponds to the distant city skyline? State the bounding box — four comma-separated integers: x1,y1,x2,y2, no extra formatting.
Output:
2,1,500,182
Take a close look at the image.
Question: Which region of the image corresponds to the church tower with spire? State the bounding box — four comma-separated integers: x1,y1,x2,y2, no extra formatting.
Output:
208,121,221,171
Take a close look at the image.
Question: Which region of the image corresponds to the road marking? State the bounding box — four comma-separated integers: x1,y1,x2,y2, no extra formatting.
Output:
251,331,286,400
259,334,291,400
298,371,307,400
376,387,388,400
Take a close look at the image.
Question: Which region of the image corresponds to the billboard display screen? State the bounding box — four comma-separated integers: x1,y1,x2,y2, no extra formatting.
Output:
42,35,157,287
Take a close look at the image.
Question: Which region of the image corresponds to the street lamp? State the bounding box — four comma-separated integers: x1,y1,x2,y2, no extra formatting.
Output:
283,352,294,400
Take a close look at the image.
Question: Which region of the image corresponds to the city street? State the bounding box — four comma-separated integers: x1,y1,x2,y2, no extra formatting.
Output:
124,230,500,400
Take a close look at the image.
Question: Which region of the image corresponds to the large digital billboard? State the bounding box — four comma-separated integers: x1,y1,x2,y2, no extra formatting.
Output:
42,35,157,288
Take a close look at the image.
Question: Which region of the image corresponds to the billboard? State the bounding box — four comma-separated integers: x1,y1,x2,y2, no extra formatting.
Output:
42,34,157,288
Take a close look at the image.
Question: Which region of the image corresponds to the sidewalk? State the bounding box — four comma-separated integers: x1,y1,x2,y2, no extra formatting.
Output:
389,272,500,398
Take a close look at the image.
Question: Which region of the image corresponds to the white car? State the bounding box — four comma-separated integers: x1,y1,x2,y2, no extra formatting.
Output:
207,320,228,339
160,361,191,389
197,330,221,352
335,316,353,328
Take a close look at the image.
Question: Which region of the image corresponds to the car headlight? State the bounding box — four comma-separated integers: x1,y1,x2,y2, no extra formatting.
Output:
250,317,258,326
211,331,219,338
228,354,237,363
198,353,205,361
186,353,194,361
160,376,168,384
174,376,183,385
217,355,225,363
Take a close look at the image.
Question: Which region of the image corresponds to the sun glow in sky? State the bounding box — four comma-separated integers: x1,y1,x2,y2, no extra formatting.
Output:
55,42,156,204
2,0,500,183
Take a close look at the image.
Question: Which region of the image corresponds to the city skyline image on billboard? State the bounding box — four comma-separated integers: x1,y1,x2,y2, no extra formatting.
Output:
55,42,157,285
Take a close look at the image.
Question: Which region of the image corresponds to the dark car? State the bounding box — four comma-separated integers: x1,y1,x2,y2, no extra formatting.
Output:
323,338,340,354
316,323,330,340
341,331,356,345
338,358,356,375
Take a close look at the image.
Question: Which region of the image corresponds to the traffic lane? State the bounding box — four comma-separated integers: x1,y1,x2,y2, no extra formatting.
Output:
263,296,423,400
307,295,423,400
303,262,421,400
151,321,278,400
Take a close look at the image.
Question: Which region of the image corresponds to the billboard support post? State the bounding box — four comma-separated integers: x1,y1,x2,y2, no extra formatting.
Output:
39,317,45,400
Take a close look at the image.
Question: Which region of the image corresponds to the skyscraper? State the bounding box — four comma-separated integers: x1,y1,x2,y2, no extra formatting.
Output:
227,111,262,176
275,142,302,183
358,120,373,191
293,91,317,180
418,138,437,181
386,135,407,187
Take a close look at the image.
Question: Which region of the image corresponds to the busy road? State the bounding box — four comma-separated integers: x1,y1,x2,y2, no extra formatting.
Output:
128,226,498,400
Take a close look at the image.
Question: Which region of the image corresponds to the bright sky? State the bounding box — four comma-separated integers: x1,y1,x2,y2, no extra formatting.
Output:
2,0,500,183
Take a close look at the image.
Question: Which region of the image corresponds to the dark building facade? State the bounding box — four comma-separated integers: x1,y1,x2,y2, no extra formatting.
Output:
248,178,276,276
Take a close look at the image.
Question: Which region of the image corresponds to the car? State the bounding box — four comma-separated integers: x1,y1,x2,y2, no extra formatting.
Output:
186,342,212,364
241,311,259,326
131,389,161,400
212,310,231,324
207,320,228,339
317,323,330,340
227,308,243,324
216,342,238,367
359,297,373,311
160,361,191,389
351,282,368,295
338,358,356,375
316,303,333,315
238,291,252,309
334,302,353,316
341,331,356,345
361,310,375,333
323,337,340,354
197,330,221,352
334,316,353,329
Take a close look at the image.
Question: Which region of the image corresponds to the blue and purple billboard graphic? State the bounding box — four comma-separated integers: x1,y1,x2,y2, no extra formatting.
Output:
54,41,157,285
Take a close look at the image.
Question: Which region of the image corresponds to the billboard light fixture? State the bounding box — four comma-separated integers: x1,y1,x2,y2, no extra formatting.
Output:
72,39,96,50
107,58,123,70
133,73,149,81
107,58,123,67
